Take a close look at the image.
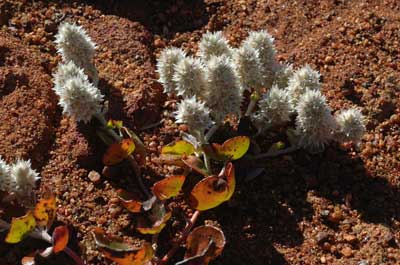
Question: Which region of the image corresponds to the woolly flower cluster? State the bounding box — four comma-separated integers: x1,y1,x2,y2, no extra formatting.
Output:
174,96,212,137
156,47,186,94
53,62,103,123
295,90,337,152
198,31,232,61
205,55,242,123
287,65,321,109
157,30,366,152
157,30,279,128
335,108,366,143
55,23,96,70
243,31,276,88
0,157,40,204
252,86,291,131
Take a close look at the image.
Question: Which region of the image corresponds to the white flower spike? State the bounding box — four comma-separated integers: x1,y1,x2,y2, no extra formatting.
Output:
233,44,264,92
174,96,213,137
287,65,321,109
54,74,103,123
156,47,186,94
295,89,336,153
205,55,242,123
257,85,291,127
273,63,294,89
335,108,366,143
173,56,206,98
55,22,96,68
243,30,276,87
10,159,40,200
198,31,232,61
0,156,11,192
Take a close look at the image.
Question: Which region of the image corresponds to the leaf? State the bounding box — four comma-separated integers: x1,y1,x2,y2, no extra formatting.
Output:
122,127,147,165
52,226,69,253
152,175,186,200
5,212,36,243
181,225,226,265
117,190,156,213
107,120,123,129
137,202,171,235
211,136,250,161
33,190,56,229
222,162,235,201
161,140,195,156
103,139,136,166
182,156,209,176
189,176,229,211
93,228,154,265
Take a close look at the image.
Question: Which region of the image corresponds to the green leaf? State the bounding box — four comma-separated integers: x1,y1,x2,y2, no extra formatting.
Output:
5,212,36,243
212,136,250,161
161,140,195,156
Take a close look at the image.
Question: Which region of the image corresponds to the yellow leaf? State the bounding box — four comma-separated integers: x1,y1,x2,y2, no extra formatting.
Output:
136,212,172,235
33,192,56,229
93,228,154,265
189,176,229,211
5,212,36,243
103,139,135,166
212,136,250,161
152,175,186,200
161,140,195,156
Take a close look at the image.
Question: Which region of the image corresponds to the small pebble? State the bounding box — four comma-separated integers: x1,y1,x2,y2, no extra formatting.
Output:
88,170,101,183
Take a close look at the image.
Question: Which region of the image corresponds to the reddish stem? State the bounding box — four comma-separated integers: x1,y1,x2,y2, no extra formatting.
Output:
64,247,85,265
158,210,201,265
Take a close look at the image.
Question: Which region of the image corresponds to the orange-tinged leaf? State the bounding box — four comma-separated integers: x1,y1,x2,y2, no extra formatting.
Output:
136,211,172,235
103,139,135,166
189,176,229,211
222,163,235,201
182,225,226,265
93,228,153,265
122,127,147,165
211,136,250,161
182,156,209,176
52,226,69,253
152,175,186,200
161,140,195,156
33,191,56,229
116,189,143,213
5,212,36,243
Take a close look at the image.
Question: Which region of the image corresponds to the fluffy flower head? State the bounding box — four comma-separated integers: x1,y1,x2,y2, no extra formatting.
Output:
174,96,212,136
156,47,186,94
53,61,88,93
10,159,39,198
205,55,242,122
233,44,264,92
173,56,206,98
54,75,103,123
0,156,11,192
335,108,366,143
295,90,336,152
55,22,96,68
198,31,232,61
243,30,276,87
256,86,291,127
273,63,294,89
287,65,321,109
